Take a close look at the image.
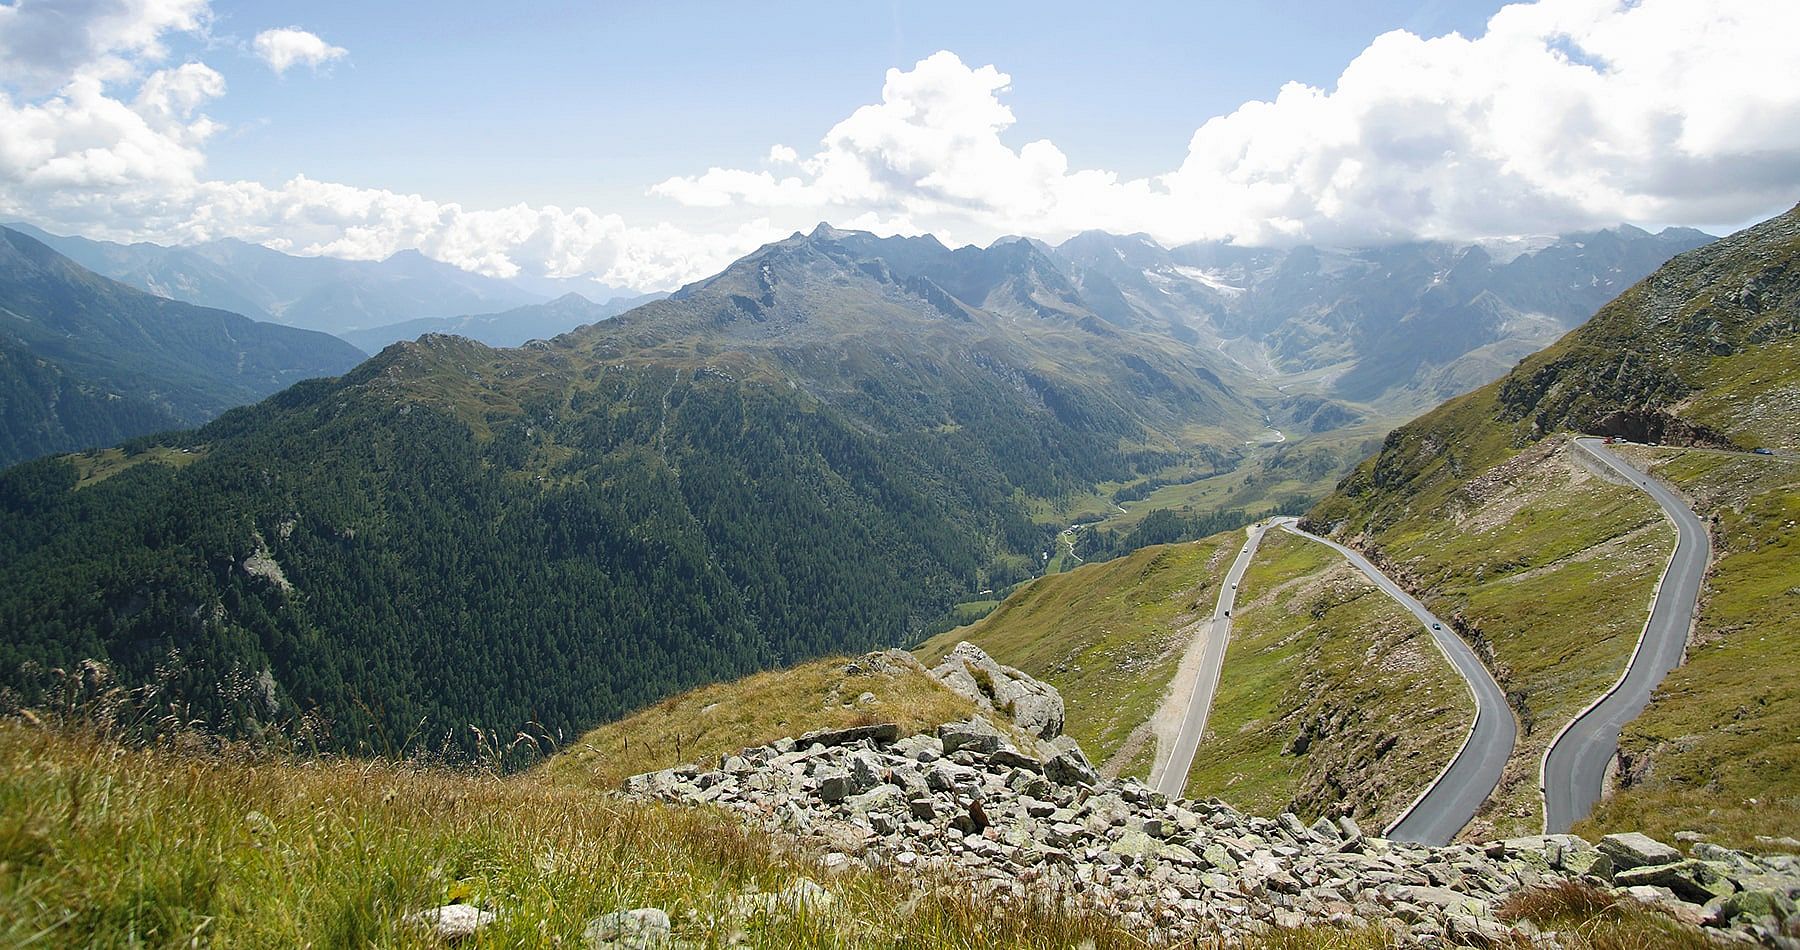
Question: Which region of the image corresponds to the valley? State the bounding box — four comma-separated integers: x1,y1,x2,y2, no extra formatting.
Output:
3,4,1797,945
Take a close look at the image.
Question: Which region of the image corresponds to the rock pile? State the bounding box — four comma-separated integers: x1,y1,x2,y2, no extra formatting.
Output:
625,717,1800,947
927,642,1066,740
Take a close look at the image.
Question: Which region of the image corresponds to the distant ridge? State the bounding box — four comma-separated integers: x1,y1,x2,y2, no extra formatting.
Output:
0,226,365,466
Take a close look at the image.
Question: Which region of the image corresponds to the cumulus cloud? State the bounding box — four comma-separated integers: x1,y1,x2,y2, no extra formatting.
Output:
658,0,1800,247
0,0,211,93
0,1,768,289
252,27,347,75
4,0,1798,296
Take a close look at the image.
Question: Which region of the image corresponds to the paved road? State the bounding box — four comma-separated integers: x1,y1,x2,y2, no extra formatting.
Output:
1149,520,1279,798
1278,523,1516,846
1542,439,1710,833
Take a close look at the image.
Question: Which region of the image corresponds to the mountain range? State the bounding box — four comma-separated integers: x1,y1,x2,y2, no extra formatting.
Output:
1046,224,1712,411
0,213,1725,755
340,291,668,353
6,222,554,336
0,226,364,467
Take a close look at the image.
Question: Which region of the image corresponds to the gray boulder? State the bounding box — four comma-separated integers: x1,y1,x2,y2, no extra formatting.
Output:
796,722,899,748
928,642,1066,739
938,716,1006,755
583,907,671,948
1612,859,1737,903
1043,742,1098,787
1598,832,1682,870
405,904,495,941
816,768,854,802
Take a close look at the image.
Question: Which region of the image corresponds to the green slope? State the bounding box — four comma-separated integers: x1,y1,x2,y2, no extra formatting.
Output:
915,537,1235,777
1184,530,1474,828
1307,202,1800,835
1576,447,1800,849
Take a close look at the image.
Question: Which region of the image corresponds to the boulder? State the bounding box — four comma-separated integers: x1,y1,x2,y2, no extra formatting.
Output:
1597,832,1682,870
1043,747,1098,787
405,904,495,941
845,784,906,817
583,907,671,948
1716,889,1799,925
990,747,1043,773
816,769,854,802
796,722,899,748
1613,859,1737,904
842,650,923,677
938,716,1005,755
928,642,1066,739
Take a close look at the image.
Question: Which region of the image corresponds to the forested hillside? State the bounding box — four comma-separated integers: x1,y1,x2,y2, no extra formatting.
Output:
0,228,1260,755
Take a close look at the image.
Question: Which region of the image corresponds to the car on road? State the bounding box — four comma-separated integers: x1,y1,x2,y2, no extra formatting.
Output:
1432,623,1442,630
1754,447,1776,455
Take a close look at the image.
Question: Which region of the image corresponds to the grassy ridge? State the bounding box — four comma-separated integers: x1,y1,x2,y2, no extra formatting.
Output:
915,537,1234,775
542,655,985,792
0,724,1155,948
1184,531,1474,826
1578,448,1800,849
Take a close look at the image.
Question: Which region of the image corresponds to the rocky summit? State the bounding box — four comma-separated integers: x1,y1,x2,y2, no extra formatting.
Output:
624,708,1800,947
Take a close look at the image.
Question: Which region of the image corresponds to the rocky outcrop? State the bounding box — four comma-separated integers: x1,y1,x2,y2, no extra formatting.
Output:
928,642,1065,739
623,721,1800,947
1585,408,1732,447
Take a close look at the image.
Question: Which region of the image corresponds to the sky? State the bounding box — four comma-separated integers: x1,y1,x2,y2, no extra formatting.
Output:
2,0,1798,292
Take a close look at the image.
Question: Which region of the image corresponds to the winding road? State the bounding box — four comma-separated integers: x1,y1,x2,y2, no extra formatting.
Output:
1277,523,1515,846
1149,519,1279,798
1541,439,1711,833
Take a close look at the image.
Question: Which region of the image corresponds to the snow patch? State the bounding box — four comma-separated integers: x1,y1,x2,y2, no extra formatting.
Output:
1170,265,1246,297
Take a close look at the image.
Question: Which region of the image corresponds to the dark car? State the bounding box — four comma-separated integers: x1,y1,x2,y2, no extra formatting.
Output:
1754,447,1776,456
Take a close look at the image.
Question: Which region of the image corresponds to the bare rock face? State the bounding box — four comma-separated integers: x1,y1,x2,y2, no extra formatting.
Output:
928,642,1066,739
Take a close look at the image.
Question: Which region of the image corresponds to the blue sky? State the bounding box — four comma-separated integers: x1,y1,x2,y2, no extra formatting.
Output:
199,1,1501,217
1,0,1796,289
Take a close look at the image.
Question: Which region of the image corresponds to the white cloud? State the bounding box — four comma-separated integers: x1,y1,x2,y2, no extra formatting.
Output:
252,27,346,76
0,0,211,93
4,0,1799,297
0,2,773,290
658,0,1800,247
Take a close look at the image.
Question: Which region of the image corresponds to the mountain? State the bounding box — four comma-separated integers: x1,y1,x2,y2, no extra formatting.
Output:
341,291,668,353
6,223,544,335
1314,204,1798,536
1046,226,1714,412
0,226,366,467
0,209,1739,761
0,224,1262,755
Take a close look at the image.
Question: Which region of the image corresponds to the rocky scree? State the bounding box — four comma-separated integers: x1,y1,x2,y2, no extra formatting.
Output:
619,658,1800,947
